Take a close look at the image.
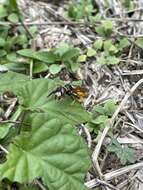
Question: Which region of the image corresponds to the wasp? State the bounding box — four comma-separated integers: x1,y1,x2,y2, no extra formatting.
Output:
47,84,88,101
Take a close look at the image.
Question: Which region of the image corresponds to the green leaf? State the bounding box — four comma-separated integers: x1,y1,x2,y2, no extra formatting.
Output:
0,71,29,93
7,0,19,12
0,50,7,57
0,5,7,18
6,53,17,62
17,35,28,45
17,79,91,124
95,26,105,36
108,139,136,165
70,62,80,73
104,40,118,53
62,48,80,62
135,38,143,49
103,20,113,31
17,49,57,63
93,39,103,50
0,116,91,190
106,56,120,65
33,62,48,74
97,55,106,64
8,13,19,23
55,42,70,56
117,38,130,50
77,55,87,62
49,64,62,75
94,105,105,115
87,48,96,57
92,115,108,124
0,37,6,47
104,100,117,117
0,124,10,139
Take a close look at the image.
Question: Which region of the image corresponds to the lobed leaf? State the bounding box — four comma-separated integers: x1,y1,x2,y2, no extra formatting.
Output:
0,116,91,190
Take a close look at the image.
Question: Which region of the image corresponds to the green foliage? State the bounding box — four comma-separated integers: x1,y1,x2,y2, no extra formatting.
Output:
121,0,135,10
0,116,90,190
95,20,113,37
8,13,19,23
0,73,91,189
0,5,7,18
108,139,136,165
135,38,143,49
93,39,103,50
93,37,130,65
67,0,94,21
0,71,30,93
87,48,96,57
17,42,81,74
88,100,117,134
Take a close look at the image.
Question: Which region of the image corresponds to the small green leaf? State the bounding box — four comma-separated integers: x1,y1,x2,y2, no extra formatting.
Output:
33,62,48,74
62,48,80,62
95,26,105,36
70,62,80,72
0,124,10,139
94,105,105,115
49,64,62,75
87,48,96,57
108,139,136,165
8,13,19,23
0,50,6,57
6,53,17,62
17,35,27,45
104,100,117,116
104,40,118,53
77,55,87,62
0,5,7,18
135,38,143,49
93,39,103,50
117,38,130,50
103,20,113,31
0,37,5,47
92,115,108,124
106,56,120,65
55,42,70,56
29,26,38,36
97,55,106,64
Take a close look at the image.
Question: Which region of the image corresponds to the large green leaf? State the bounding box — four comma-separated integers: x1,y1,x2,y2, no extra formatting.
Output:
0,116,91,190
17,79,91,124
0,71,29,93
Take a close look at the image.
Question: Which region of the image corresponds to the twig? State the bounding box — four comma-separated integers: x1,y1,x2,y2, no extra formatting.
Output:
85,162,143,188
96,179,119,190
92,78,143,166
104,162,143,181
81,124,92,148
